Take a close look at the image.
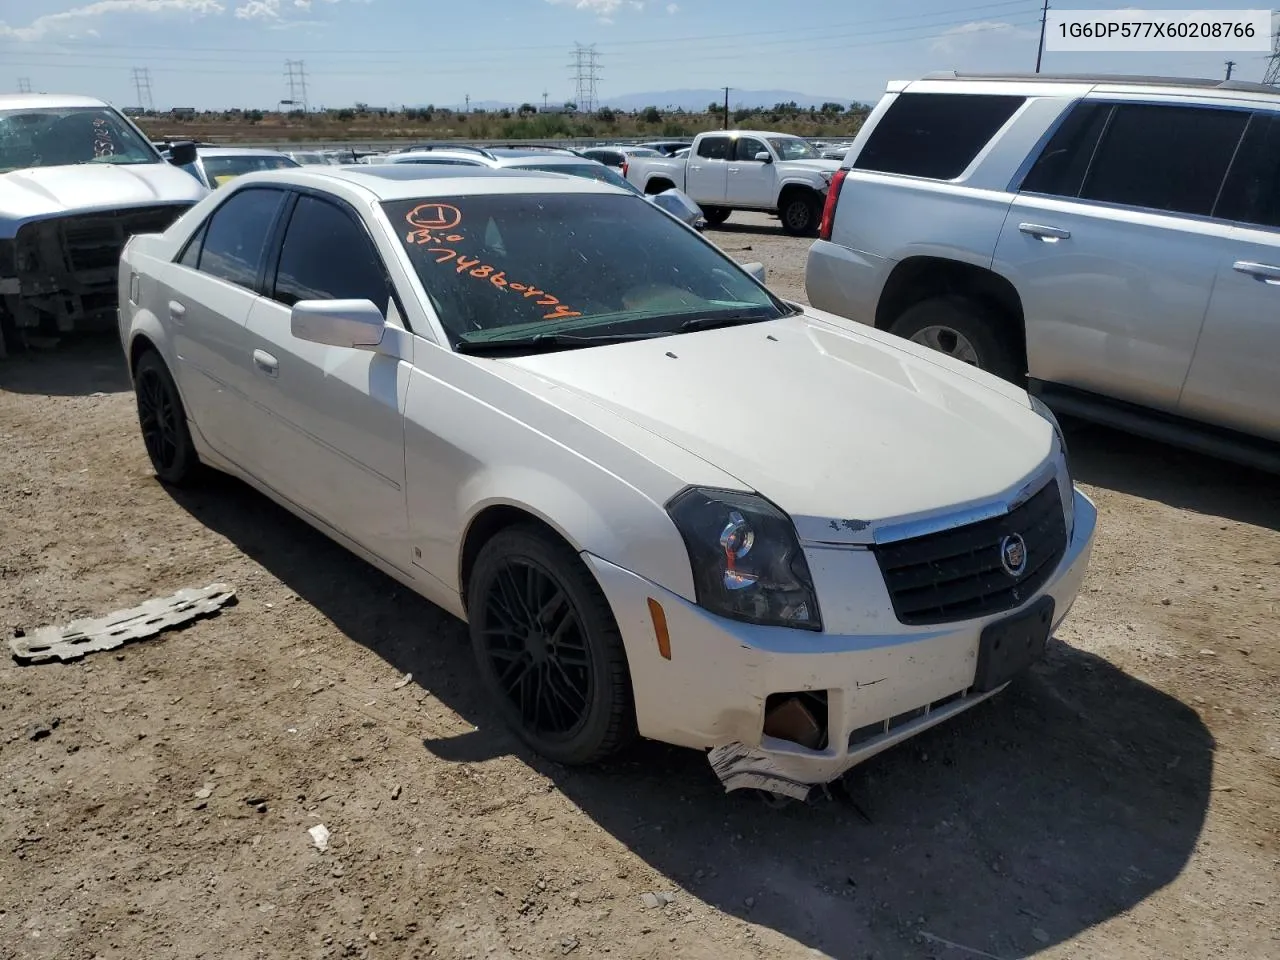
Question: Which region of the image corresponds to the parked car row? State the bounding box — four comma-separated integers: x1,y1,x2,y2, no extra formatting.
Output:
115,149,1096,799
805,71,1280,473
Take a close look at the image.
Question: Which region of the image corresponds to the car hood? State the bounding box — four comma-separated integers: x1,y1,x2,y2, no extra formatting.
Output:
502,312,1055,544
0,162,207,236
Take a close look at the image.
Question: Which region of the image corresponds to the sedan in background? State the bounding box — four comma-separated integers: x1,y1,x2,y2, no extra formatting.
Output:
118,165,1095,799
178,146,299,188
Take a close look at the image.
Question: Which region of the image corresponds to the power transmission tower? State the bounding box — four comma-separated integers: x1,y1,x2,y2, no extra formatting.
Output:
542,90,549,111
131,67,154,112
568,43,601,113
1264,23,1280,85
17,77,32,93
284,60,310,112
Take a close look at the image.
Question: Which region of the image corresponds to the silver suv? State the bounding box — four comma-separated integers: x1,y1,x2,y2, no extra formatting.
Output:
806,72,1280,472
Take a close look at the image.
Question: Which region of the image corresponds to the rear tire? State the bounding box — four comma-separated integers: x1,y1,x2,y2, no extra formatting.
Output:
700,206,731,226
779,192,821,236
467,525,637,765
889,296,1021,383
133,349,202,485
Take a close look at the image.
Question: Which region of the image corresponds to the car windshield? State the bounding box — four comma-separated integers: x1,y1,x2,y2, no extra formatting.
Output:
767,137,821,161
0,105,158,173
384,192,789,351
202,153,299,185
517,162,643,195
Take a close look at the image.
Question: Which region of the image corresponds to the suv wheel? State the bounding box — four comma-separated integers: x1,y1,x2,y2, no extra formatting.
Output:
889,297,1020,383
700,206,731,226
780,193,820,236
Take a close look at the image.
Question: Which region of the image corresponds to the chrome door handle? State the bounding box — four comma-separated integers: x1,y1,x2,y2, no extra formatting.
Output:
1019,223,1071,242
727,166,740,172
253,349,279,377
1233,260,1280,284
168,300,186,319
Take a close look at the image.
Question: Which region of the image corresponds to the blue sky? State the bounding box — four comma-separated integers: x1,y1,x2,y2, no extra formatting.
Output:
0,0,1274,110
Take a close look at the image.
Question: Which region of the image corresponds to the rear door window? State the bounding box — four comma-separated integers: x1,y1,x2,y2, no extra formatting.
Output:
1077,103,1248,217
196,186,287,290
696,137,730,160
853,92,1025,180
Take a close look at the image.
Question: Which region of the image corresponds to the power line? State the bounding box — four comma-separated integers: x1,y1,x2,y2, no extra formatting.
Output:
130,66,154,111
568,42,600,113
17,77,31,93
284,59,309,111
2,0,1036,58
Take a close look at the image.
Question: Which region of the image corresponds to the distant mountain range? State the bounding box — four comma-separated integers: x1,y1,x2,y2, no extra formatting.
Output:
444,89,869,113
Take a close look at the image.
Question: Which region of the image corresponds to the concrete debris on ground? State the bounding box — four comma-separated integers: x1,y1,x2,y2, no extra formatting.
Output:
308,824,330,851
8,584,237,664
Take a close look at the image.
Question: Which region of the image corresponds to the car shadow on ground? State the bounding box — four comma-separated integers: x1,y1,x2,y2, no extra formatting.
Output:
1064,417,1280,532
0,335,131,397
168,471,1213,960
705,218,791,239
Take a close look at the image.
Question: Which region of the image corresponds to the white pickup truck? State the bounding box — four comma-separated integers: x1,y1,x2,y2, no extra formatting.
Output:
624,130,842,236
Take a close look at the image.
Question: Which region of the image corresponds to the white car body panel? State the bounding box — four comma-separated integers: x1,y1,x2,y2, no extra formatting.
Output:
118,165,1096,788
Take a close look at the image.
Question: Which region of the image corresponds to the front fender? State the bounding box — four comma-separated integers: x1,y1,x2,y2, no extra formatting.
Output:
777,176,828,194
456,465,695,602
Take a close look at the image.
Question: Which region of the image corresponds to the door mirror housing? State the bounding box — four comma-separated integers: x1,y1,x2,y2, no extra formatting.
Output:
754,151,773,164
741,261,766,284
165,140,198,166
291,299,386,349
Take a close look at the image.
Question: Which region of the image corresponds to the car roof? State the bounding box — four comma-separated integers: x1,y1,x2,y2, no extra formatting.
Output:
197,147,294,158
900,71,1280,103
232,164,631,201
0,93,110,110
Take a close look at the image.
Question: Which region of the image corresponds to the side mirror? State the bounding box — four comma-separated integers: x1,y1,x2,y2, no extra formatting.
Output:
741,261,766,284
166,140,198,166
754,151,773,164
291,299,386,349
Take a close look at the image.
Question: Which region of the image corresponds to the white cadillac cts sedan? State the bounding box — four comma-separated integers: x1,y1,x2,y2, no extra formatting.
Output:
117,165,1096,799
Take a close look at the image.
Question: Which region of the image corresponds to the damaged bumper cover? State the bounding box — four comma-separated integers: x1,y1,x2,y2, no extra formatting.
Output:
583,488,1097,799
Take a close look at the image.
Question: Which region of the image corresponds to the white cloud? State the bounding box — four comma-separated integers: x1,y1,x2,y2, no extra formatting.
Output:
666,2,678,12
931,20,1034,53
0,0,224,41
236,0,344,18
545,0,624,17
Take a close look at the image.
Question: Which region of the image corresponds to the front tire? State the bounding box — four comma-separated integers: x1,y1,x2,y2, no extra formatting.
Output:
467,525,636,765
889,296,1021,383
779,192,820,236
133,349,201,485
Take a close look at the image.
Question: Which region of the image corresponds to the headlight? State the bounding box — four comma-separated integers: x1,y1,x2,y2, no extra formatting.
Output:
666,487,822,631
1030,395,1074,536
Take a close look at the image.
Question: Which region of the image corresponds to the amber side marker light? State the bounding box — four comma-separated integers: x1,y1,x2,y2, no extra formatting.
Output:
646,598,672,660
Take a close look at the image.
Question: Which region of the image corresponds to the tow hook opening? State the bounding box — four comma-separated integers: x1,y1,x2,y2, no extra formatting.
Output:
763,691,829,751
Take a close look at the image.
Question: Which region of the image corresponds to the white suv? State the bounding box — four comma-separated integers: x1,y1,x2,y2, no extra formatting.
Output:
806,72,1280,472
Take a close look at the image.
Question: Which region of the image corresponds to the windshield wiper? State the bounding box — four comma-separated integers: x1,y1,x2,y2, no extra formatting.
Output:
680,313,779,333
454,331,668,355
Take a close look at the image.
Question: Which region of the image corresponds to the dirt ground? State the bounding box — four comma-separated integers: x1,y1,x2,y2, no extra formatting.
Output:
1,212,1277,960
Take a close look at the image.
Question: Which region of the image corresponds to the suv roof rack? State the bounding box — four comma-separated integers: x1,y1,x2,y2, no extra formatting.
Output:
394,143,496,159
921,70,1278,95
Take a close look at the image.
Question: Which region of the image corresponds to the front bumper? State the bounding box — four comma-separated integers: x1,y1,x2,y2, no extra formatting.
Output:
584,487,1097,793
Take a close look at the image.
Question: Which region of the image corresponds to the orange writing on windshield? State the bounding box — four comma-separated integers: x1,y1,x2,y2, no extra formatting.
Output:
402,203,582,322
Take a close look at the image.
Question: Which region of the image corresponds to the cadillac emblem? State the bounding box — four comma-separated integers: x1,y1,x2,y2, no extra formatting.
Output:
1000,533,1028,577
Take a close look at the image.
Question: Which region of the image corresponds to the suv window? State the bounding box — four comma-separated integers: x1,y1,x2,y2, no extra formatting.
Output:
854,92,1025,180
1078,103,1248,217
1207,112,1280,227
196,187,287,290
272,195,391,311
734,137,768,162
696,137,730,160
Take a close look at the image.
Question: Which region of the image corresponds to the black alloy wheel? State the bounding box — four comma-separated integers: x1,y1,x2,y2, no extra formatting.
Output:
133,350,200,485
468,526,635,764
